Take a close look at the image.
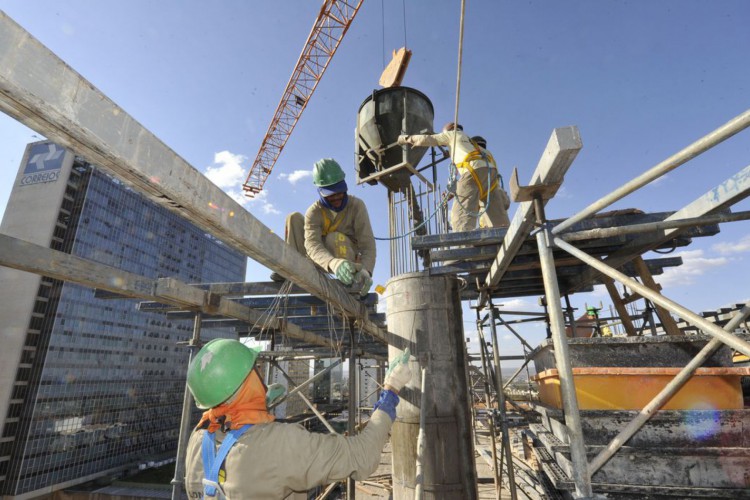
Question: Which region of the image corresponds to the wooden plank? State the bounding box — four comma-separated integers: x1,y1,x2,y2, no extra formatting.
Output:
0,234,340,350
0,12,388,345
602,277,638,337
632,256,682,335
479,127,582,305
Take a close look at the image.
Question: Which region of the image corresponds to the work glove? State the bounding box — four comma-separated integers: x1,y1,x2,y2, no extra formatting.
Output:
331,259,356,285
354,269,373,297
266,383,286,407
397,134,411,146
384,348,412,393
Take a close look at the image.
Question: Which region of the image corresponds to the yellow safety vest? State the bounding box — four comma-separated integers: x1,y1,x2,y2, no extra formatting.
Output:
456,146,500,200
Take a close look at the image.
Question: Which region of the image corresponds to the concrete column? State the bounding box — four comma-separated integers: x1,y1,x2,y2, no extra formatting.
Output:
386,272,478,499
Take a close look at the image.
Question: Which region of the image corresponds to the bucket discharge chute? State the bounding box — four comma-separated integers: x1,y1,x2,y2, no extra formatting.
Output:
355,87,434,191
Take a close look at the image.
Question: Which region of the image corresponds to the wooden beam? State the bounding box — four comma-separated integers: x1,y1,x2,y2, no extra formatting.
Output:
479,127,582,306
602,277,638,337
0,12,388,345
0,234,341,350
632,256,682,335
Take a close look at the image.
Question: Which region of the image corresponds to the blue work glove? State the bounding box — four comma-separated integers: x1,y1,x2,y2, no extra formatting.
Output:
384,348,412,393
373,390,400,422
332,259,356,285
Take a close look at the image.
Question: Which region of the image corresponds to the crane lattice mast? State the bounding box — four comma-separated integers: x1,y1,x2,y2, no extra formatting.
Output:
243,0,364,197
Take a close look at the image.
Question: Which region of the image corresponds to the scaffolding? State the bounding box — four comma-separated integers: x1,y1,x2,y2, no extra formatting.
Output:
3,9,750,498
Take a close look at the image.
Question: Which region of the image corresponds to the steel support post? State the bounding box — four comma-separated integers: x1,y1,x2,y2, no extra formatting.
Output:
171,313,202,500
347,328,357,499
533,198,592,498
589,303,750,475
552,108,750,235
414,366,428,500
476,317,501,499
487,304,518,500
553,237,750,357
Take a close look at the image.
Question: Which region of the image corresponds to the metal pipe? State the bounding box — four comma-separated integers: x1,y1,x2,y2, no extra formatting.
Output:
414,366,428,500
589,303,750,475
272,362,338,434
534,200,592,498
476,324,502,498
494,314,535,351
552,108,750,235
559,210,750,241
170,313,202,500
487,305,518,500
347,329,357,499
502,356,532,391
269,358,343,410
553,236,750,357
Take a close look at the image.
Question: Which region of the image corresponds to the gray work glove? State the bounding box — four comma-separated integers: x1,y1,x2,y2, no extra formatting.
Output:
397,135,411,146
354,269,373,297
266,383,286,407
331,259,356,285
384,348,412,393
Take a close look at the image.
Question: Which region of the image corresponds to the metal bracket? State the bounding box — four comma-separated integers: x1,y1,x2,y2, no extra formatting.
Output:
509,167,562,202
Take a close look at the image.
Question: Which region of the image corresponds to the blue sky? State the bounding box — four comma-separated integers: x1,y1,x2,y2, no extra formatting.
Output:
1,1,749,360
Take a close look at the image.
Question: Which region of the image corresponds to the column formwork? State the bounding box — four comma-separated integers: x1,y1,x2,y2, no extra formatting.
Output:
386,272,478,499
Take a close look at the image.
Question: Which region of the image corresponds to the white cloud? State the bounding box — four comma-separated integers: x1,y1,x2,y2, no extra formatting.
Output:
203,150,280,215
205,151,247,189
279,170,312,184
713,235,750,255
497,298,539,311
657,249,729,288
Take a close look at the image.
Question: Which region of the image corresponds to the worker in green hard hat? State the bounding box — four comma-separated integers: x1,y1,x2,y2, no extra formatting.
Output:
184,338,412,499
272,158,376,297
398,124,511,232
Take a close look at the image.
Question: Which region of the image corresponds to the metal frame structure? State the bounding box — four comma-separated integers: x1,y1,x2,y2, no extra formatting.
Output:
242,0,364,197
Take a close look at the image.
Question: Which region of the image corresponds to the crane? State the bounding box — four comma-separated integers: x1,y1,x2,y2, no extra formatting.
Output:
242,0,365,198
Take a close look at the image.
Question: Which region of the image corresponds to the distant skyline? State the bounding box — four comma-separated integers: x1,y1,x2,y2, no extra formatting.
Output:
1,1,748,359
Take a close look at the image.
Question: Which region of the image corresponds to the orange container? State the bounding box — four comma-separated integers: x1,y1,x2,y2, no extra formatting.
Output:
532,367,750,410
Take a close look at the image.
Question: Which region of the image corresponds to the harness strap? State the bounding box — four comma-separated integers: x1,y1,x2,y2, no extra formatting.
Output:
455,145,501,199
201,424,252,498
321,208,345,237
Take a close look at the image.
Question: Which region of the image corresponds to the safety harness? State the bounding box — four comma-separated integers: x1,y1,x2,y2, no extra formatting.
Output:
455,146,501,200
201,424,253,499
321,207,345,237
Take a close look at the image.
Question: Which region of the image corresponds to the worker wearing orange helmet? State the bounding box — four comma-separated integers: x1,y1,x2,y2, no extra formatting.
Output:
274,158,376,296
184,339,411,499
398,123,510,232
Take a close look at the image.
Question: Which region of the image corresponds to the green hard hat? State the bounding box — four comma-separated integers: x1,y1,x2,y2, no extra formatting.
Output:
187,338,260,409
312,158,345,187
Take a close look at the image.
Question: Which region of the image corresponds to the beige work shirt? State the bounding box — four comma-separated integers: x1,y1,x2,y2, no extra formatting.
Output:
304,195,376,274
185,410,392,499
407,129,493,172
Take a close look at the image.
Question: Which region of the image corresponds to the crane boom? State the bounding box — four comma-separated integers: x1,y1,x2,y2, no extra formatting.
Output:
243,0,364,197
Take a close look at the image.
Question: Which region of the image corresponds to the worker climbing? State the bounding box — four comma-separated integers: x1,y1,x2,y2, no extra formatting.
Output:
184,338,412,499
273,158,376,297
398,123,511,232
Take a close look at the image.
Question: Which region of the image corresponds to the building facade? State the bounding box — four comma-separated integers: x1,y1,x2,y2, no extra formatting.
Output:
0,142,246,498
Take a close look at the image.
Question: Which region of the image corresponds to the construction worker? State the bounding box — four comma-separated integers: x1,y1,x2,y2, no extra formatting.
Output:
272,158,375,296
184,338,412,499
398,123,511,232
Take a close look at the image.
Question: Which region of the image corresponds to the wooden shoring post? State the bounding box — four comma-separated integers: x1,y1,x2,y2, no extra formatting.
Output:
632,256,682,335
601,277,638,337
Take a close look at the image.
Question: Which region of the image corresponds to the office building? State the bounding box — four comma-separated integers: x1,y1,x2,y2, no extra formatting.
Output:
0,142,246,498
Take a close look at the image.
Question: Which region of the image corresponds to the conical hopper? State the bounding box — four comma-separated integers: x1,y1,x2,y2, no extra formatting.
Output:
356,87,434,191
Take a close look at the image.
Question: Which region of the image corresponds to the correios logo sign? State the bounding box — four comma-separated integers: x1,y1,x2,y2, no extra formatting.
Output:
20,143,65,186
